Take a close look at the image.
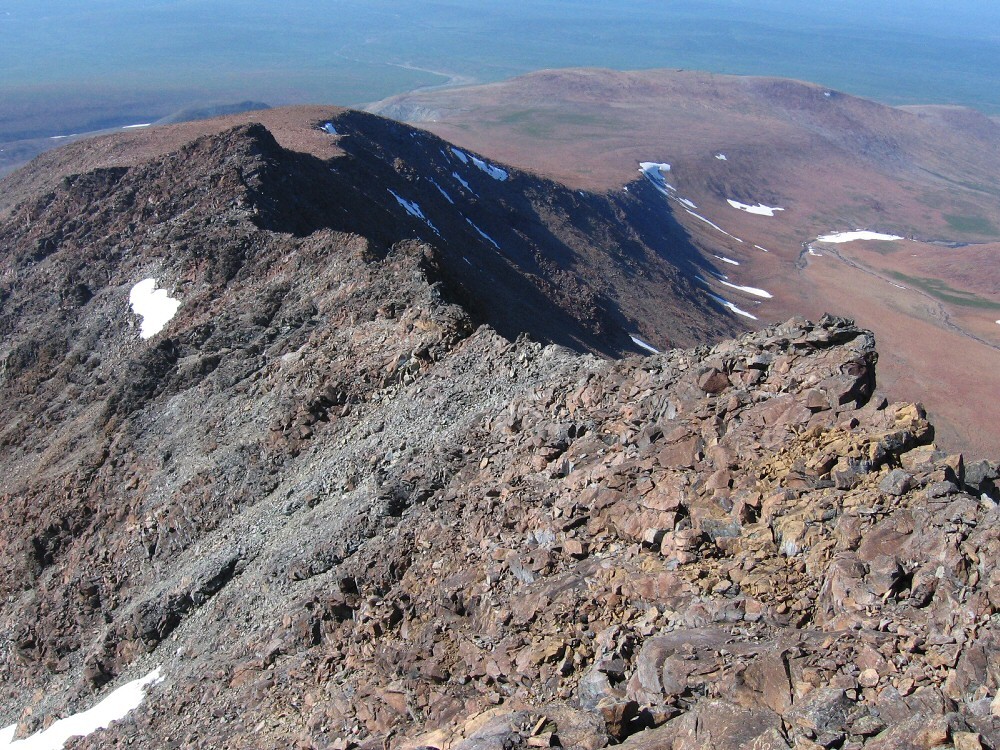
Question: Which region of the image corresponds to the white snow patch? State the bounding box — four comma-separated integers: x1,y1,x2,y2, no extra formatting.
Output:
727,199,784,217
712,254,741,266
389,190,425,220
638,162,674,195
0,668,163,750
996,320,1000,326
807,247,823,257
429,178,455,204
320,122,338,135
753,244,771,253
630,336,660,354
684,209,744,242
50,135,69,140
465,218,500,249
715,153,728,161
708,293,758,320
470,155,508,181
129,278,180,339
451,171,475,195
622,186,629,192
678,197,698,210
122,123,151,129
816,231,902,244
450,147,469,165
717,278,772,299
780,537,800,557
824,91,832,97
388,190,440,235
890,282,907,289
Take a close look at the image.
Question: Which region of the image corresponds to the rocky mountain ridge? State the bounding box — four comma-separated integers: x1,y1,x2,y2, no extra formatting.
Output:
0,111,997,750
0,108,741,356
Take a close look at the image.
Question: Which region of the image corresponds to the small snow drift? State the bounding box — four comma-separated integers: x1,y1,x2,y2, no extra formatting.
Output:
429,178,455,204
388,190,440,235
0,668,163,750
708,293,758,320
717,278,773,299
727,199,784,217
715,153,728,161
470,155,508,181
465,218,500,249
320,122,338,135
129,278,180,339
712,254,741,266
450,146,508,180
816,231,902,244
684,210,743,243
638,162,674,195
388,190,425,220
451,171,475,195
630,335,660,354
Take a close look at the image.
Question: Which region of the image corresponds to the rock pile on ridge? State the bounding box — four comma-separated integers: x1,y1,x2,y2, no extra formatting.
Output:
7,304,998,750
213,315,996,750
0,115,998,750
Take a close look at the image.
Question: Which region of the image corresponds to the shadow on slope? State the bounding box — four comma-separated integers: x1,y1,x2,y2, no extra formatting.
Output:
243,110,741,354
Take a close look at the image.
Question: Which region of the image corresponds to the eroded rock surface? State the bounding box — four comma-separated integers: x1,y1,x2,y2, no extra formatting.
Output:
0,117,997,750
4,305,996,750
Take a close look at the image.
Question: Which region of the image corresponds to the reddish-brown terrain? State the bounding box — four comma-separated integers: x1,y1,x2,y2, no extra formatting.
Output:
369,68,1000,456
0,97,998,750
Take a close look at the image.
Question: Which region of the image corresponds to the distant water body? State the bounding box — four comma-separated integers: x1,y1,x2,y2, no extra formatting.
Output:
2,0,999,140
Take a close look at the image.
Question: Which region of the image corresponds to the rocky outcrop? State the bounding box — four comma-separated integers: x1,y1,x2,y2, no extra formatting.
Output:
0,117,997,750
5,305,998,750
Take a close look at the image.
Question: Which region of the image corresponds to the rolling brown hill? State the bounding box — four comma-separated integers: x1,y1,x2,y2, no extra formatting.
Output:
368,68,1000,457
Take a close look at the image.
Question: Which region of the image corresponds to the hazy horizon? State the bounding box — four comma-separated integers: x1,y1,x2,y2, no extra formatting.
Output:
2,1,999,141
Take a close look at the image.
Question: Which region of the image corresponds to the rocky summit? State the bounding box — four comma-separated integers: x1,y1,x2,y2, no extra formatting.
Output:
0,112,998,750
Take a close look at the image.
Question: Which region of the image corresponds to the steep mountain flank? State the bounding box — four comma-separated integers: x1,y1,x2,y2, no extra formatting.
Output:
367,68,1000,457
0,115,998,750
0,108,741,358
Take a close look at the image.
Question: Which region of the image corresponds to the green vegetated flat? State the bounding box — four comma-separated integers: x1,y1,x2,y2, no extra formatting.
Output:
489,109,623,140
921,169,1000,201
890,271,1000,310
945,214,998,236
866,242,902,256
